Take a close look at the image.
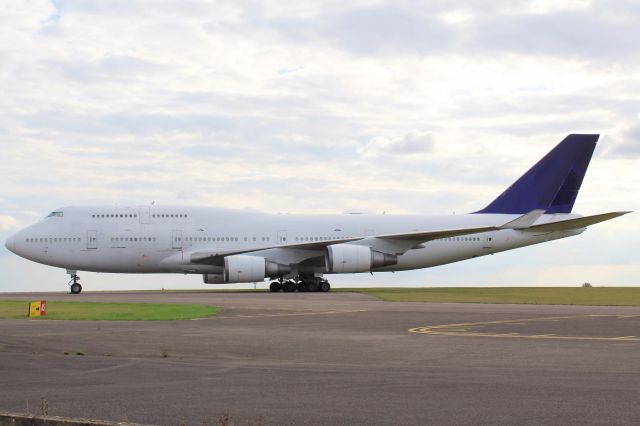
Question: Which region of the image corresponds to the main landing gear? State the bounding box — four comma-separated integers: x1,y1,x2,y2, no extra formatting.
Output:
67,270,82,294
269,276,331,293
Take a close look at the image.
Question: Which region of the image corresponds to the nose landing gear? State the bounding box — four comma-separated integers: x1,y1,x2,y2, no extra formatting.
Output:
67,270,82,294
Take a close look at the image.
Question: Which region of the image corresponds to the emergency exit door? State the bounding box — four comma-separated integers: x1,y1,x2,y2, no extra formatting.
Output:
87,230,98,250
172,230,183,250
277,230,288,244
482,234,494,249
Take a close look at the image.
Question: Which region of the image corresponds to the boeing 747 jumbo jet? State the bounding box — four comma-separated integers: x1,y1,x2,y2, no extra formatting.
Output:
4,134,630,294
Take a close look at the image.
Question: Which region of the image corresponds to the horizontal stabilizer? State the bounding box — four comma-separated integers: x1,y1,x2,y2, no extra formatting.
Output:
523,211,631,233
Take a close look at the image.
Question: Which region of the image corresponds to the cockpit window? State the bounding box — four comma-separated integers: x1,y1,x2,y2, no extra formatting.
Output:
47,211,64,218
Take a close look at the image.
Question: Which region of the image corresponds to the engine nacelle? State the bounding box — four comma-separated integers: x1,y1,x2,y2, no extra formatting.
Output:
325,244,398,273
203,255,291,284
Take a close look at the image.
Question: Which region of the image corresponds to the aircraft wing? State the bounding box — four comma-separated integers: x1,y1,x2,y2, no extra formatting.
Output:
189,224,502,262
189,211,630,264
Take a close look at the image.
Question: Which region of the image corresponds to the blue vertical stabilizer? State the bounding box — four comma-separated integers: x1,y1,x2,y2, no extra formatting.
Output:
476,134,598,214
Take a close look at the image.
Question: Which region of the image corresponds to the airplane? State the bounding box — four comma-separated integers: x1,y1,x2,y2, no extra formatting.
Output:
4,134,630,294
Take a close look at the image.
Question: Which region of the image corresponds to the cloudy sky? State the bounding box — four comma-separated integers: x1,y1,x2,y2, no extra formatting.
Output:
1,0,638,292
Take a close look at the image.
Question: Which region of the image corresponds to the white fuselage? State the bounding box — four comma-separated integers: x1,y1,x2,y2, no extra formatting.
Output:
6,206,583,279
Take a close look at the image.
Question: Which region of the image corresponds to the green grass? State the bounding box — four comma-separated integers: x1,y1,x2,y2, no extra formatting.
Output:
341,287,640,306
0,300,222,320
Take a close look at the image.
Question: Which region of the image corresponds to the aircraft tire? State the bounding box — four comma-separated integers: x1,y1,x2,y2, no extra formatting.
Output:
284,280,296,292
269,282,280,292
70,283,82,294
319,281,331,293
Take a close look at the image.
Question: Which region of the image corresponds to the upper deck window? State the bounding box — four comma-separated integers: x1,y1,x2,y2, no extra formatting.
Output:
47,211,63,218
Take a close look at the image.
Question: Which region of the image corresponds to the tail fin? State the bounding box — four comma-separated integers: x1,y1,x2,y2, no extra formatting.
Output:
476,134,599,214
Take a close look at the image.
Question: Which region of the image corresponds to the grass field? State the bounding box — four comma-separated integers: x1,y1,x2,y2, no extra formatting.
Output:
0,300,222,320
342,287,640,306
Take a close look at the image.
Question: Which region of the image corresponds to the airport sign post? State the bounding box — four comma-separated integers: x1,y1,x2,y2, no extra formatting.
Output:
27,300,46,318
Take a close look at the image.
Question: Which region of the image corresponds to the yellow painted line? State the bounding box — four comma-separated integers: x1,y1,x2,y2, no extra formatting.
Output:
413,314,594,331
409,314,640,342
221,309,368,319
411,330,640,342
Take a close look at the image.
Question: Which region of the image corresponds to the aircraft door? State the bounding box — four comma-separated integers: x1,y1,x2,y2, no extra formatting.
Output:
87,230,98,250
139,207,150,224
172,230,183,250
277,230,288,244
482,234,494,249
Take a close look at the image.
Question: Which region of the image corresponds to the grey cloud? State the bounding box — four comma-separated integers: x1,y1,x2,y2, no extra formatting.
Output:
465,118,607,139
473,11,640,60
254,1,640,60
451,94,640,119
267,4,453,55
55,0,214,18
46,55,164,82
609,122,640,157
307,7,451,55
22,111,235,137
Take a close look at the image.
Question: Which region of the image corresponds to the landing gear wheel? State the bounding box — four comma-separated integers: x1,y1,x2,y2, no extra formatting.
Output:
307,281,319,292
269,282,280,292
319,281,331,293
68,271,82,294
297,283,308,292
284,280,297,293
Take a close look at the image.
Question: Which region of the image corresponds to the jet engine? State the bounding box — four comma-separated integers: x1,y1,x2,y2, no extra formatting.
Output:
325,244,398,273
203,255,291,284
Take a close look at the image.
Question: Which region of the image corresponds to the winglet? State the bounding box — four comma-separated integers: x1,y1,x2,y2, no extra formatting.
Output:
500,209,546,229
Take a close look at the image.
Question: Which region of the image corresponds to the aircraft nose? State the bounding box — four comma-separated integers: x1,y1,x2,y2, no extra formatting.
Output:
5,234,16,253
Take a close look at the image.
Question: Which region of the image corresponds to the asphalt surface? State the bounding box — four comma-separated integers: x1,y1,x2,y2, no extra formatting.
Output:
1,291,640,425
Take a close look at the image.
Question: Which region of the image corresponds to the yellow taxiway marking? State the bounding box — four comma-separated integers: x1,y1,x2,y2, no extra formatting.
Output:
409,314,640,342
219,309,368,319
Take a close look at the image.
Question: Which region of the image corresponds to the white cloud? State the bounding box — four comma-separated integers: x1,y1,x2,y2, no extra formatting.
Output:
361,131,435,157
0,216,20,231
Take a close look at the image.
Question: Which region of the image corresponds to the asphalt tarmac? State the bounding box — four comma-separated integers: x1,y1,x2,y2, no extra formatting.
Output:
1,291,639,425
